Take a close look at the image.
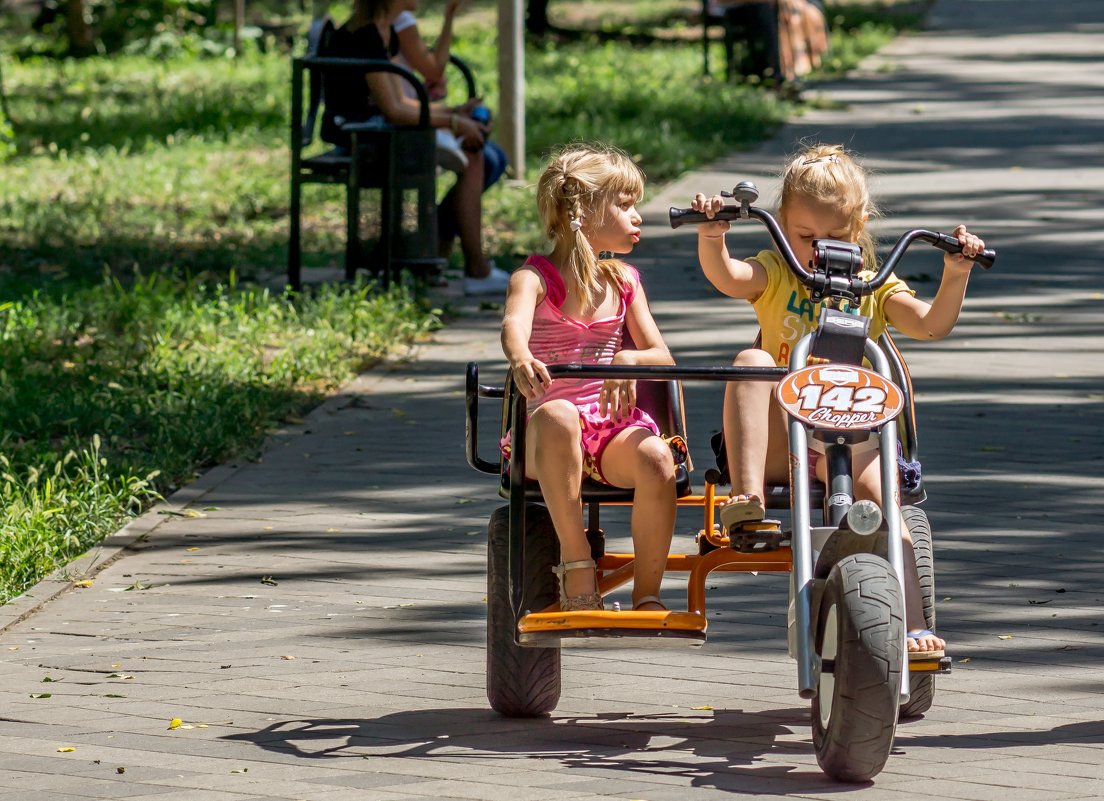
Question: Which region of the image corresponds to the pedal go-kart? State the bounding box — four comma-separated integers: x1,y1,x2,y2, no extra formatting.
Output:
464,181,994,782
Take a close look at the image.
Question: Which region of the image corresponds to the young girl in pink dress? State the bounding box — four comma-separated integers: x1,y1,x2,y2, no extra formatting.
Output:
500,143,678,613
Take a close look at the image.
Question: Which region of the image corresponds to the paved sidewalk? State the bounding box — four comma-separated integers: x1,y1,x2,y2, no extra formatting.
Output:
3,2,1104,799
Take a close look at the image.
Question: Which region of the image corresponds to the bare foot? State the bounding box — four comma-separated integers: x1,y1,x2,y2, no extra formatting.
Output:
907,629,945,654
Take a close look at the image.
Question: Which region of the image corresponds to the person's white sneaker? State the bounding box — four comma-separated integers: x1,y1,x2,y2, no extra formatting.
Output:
436,129,469,173
463,265,510,296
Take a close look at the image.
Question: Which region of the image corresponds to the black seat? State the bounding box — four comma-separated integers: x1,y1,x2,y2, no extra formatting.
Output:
288,16,477,291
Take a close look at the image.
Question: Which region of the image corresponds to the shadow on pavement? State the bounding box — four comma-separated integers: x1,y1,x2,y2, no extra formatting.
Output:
224,706,861,793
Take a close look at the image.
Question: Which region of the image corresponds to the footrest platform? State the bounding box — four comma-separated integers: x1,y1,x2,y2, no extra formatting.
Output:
908,654,952,674
518,610,708,648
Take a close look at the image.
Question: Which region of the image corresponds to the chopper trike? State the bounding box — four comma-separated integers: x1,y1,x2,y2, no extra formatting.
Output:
464,181,994,781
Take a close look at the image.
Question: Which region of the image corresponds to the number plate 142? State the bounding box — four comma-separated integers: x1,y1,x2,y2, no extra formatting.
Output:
775,365,904,431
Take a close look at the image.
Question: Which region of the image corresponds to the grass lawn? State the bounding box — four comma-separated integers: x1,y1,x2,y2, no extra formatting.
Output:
0,0,928,603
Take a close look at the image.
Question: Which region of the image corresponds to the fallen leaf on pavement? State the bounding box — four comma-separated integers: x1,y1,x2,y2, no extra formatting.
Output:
159,509,205,518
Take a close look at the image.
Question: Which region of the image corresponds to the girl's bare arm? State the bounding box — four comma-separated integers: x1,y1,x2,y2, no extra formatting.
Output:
394,4,460,84
693,193,768,300
619,286,674,366
602,285,673,420
886,224,984,340
365,71,484,142
501,269,550,399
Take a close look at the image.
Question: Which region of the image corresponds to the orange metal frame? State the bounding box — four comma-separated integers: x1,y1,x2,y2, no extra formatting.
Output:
518,483,790,639
516,482,946,674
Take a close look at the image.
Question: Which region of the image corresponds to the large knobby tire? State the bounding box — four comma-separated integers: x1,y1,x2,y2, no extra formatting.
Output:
812,553,905,783
486,504,561,717
899,505,936,719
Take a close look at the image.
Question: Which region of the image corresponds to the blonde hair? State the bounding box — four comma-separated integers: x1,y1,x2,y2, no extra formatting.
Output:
778,143,879,272
536,142,645,308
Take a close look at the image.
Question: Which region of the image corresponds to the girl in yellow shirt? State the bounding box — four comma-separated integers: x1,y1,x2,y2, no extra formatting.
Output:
691,143,986,657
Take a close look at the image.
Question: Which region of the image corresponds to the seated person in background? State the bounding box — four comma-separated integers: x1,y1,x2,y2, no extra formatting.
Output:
392,0,511,290
322,0,509,295
708,0,829,86
777,0,828,83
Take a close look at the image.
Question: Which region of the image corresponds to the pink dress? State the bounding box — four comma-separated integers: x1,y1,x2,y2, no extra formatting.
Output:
501,255,661,484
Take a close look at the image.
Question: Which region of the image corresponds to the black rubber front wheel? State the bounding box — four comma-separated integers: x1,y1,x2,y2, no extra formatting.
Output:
812,553,905,782
899,505,936,719
486,504,561,717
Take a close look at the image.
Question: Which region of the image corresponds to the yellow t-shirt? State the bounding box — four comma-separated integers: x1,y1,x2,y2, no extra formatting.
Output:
749,249,915,367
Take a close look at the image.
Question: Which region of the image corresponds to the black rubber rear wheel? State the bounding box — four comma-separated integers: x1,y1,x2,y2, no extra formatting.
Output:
486,504,561,717
899,505,936,719
812,553,904,782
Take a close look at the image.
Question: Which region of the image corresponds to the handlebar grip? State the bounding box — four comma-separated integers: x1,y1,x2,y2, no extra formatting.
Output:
668,207,710,228
931,232,996,270
669,206,743,229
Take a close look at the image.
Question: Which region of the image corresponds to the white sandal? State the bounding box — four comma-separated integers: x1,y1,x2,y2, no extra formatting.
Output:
552,559,604,611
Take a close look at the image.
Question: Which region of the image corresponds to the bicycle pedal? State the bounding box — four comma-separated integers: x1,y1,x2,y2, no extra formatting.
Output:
727,519,784,553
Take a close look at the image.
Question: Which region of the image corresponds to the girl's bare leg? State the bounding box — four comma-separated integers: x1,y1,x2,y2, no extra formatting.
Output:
453,149,488,278
844,451,946,653
526,401,592,598
600,428,676,610
723,348,790,507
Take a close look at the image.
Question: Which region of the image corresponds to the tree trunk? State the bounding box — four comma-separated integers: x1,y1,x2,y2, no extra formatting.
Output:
67,0,94,56
233,0,245,56
526,0,549,35
0,55,10,122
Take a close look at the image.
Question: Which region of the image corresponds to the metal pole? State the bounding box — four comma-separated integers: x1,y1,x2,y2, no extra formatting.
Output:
497,0,525,179
788,334,816,699
866,341,910,701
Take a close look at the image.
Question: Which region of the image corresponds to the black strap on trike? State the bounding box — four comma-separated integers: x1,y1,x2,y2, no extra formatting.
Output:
811,307,870,366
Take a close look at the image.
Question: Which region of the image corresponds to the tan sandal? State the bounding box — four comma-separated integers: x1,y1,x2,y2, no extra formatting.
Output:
719,494,765,529
632,595,667,612
552,559,604,612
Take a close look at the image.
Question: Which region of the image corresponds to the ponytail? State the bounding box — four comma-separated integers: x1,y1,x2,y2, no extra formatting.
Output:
536,142,645,308
779,143,879,272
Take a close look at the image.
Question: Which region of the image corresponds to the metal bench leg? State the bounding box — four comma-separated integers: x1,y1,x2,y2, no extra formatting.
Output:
379,134,398,288
346,133,361,282
289,174,302,292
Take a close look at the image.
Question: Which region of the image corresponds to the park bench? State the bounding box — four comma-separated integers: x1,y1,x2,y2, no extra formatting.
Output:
288,16,476,291
700,0,782,81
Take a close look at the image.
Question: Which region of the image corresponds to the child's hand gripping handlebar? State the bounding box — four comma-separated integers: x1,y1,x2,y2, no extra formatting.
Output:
669,181,996,301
